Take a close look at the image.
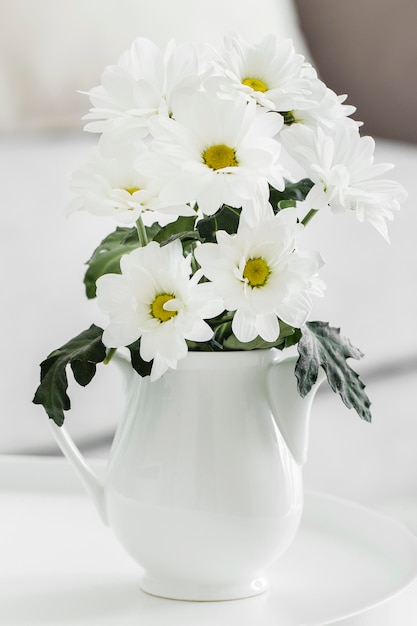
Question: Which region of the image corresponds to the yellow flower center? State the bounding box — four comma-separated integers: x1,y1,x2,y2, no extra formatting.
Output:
243,258,270,287
202,144,238,170
125,187,140,195
242,77,268,93
151,294,177,323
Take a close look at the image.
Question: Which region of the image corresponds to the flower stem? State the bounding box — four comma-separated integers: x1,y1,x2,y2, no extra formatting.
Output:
104,347,117,365
301,209,319,227
136,216,148,246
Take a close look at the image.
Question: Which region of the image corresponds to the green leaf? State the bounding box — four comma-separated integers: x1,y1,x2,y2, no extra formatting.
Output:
211,319,233,349
197,205,241,242
84,227,140,298
295,321,372,422
70,358,97,386
284,327,302,349
160,230,201,248
127,339,152,378
33,325,106,426
153,215,198,245
269,179,314,212
144,221,163,241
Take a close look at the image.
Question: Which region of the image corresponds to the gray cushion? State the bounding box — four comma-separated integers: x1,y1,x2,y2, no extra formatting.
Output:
294,0,417,143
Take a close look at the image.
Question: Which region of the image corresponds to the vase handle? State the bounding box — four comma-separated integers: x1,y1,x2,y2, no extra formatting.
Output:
49,353,134,525
49,421,108,524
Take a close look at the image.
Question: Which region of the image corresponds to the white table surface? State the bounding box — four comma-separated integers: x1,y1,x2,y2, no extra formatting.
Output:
1,455,417,626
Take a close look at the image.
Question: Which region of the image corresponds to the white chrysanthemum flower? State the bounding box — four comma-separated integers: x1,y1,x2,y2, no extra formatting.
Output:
282,77,358,131
216,33,316,113
282,124,407,240
83,37,213,147
68,146,194,225
194,207,324,343
141,86,284,217
96,240,224,381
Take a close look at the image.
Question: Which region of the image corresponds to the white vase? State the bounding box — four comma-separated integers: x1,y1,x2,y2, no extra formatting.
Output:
50,349,325,601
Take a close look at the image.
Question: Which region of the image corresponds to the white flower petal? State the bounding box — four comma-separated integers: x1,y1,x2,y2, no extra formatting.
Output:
150,354,171,382
232,309,258,343
102,322,140,349
185,319,215,342
256,314,280,342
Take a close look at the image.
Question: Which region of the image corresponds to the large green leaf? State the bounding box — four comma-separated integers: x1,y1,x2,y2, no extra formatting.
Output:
295,321,372,422
84,227,140,298
33,325,107,426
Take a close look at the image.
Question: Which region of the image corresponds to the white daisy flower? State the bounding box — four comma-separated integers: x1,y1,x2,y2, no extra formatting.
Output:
282,123,407,240
83,37,213,147
194,207,324,343
96,240,224,381
68,146,194,225
282,77,358,131
216,33,316,113
142,86,284,217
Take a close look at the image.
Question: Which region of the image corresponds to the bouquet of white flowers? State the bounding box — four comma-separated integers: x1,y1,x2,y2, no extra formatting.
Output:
34,33,406,427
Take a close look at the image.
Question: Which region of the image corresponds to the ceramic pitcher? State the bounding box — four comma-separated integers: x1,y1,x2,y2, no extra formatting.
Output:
50,349,325,601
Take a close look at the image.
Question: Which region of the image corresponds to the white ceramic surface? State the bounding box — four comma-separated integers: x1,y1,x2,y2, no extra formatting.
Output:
1,455,417,625
50,351,325,601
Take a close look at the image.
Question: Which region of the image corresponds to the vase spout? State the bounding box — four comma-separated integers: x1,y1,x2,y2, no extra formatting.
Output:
266,355,326,466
